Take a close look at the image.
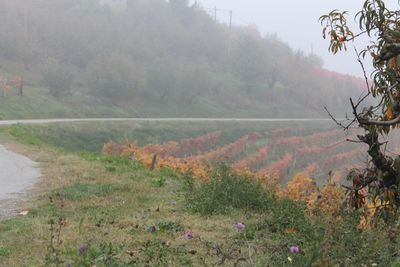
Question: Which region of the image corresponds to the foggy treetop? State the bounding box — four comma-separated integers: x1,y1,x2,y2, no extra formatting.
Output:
0,0,363,117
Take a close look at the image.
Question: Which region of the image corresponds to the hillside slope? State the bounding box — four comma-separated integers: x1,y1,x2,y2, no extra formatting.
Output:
0,0,363,119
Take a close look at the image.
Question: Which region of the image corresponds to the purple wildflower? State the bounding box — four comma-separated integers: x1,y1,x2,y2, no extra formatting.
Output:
79,244,88,256
290,245,300,254
184,231,193,240
235,222,246,231
149,225,157,233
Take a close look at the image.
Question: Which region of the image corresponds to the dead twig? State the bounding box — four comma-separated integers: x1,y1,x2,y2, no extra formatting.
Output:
324,106,357,130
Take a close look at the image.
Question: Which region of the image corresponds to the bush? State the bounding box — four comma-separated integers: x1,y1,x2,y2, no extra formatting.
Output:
184,165,274,214
42,64,73,97
85,54,144,99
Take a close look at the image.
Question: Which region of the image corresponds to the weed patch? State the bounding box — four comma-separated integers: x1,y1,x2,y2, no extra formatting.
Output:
184,166,274,215
0,246,11,257
157,220,183,234
151,176,167,187
63,183,122,201
100,155,143,174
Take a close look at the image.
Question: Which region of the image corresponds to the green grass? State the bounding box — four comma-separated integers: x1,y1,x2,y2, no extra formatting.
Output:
0,247,11,257
62,183,124,201
0,86,129,120
184,165,274,214
7,124,44,146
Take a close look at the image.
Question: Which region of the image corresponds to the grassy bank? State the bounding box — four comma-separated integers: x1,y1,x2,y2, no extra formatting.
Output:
5,121,334,153
0,126,400,266
0,85,327,121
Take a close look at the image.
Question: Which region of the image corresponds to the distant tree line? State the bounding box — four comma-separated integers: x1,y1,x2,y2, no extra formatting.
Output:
0,0,362,115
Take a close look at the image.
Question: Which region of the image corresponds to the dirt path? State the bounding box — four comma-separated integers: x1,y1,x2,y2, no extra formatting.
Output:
0,145,41,218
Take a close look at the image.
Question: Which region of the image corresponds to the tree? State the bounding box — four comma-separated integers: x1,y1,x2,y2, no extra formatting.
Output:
321,0,400,216
42,63,73,97
147,63,176,102
85,54,145,99
169,0,189,8
230,32,268,92
178,65,210,105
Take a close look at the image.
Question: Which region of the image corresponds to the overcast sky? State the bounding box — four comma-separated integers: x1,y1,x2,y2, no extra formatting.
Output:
197,0,397,77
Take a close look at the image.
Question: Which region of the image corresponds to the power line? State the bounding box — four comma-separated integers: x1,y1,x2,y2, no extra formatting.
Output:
201,5,233,57
204,7,233,27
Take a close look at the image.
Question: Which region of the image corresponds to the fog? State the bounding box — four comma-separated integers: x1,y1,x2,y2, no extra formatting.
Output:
198,0,386,77
0,0,374,119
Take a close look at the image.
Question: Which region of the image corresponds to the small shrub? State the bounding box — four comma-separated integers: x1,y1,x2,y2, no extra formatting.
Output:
151,176,167,187
0,246,11,257
42,64,73,97
157,221,183,234
240,224,257,240
185,165,274,214
266,199,310,234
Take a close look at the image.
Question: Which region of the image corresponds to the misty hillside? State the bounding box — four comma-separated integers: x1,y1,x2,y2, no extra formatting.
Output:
0,0,362,118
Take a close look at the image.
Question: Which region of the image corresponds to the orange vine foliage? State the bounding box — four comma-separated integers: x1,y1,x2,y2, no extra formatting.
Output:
103,130,371,222
323,148,363,167
103,141,210,180
134,131,222,158
193,135,251,163
283,163,318,201
270,128,293,138
330,171,343,183
256,153,293,179
307,182,345,217
140,141,180,157
276,130,342,147
178,131,221,156
358,189,397,229
233,145,269,171
296,140,346,157
386,106,395,120
103,134,255,181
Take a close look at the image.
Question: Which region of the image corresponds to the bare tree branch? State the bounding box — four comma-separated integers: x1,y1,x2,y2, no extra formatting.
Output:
354,47,371,94
346,30,368,42
350,98,362,124
349,83,400,126
341,176,377,191
324,106,356,130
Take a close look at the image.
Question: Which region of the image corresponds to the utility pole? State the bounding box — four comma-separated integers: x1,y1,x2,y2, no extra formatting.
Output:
228,10,233,57
229,10,232,31
205,6,233,56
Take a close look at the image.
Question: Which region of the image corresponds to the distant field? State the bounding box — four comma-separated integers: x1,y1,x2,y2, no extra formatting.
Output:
6,121,366,184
